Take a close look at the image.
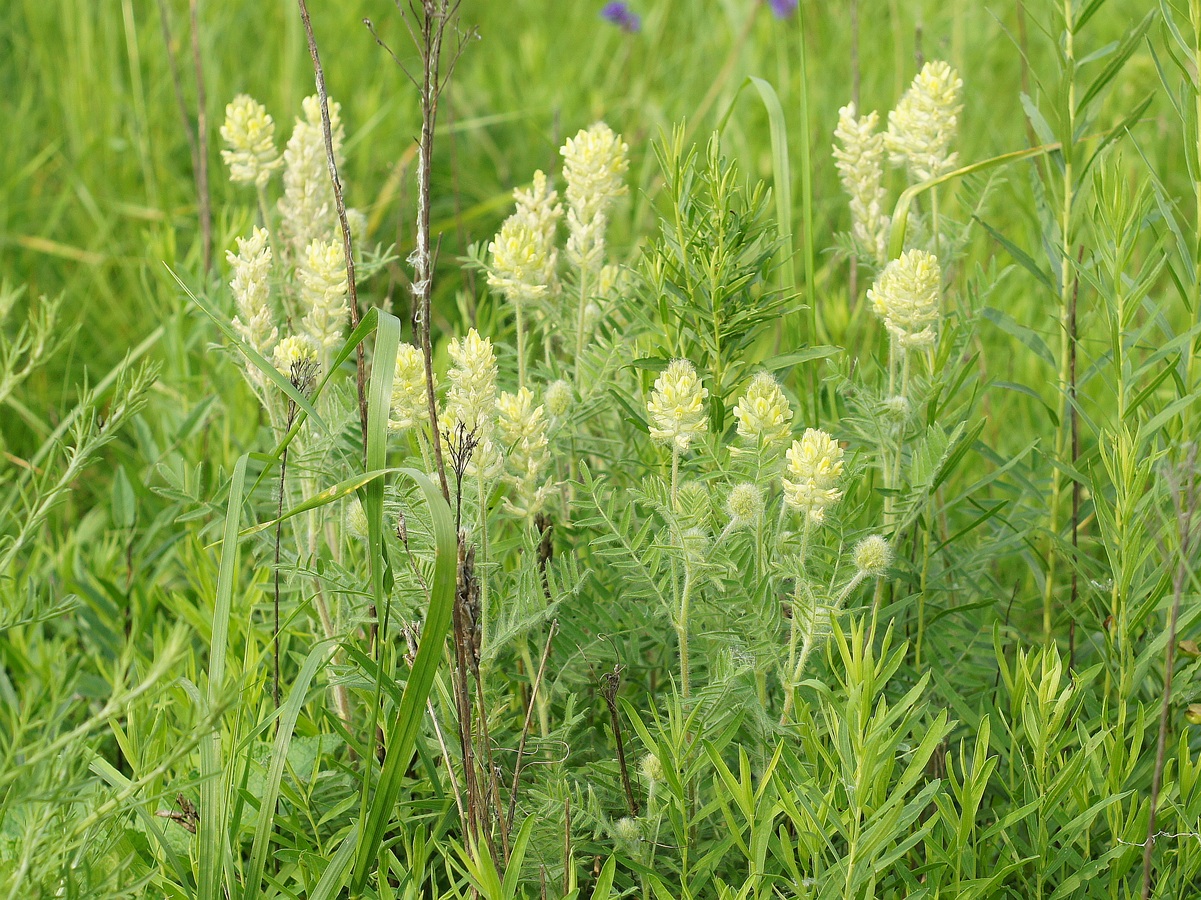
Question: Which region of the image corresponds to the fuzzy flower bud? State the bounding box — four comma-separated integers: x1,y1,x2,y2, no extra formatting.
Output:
228,227,278,358
389,343,432,434
497,387,553,517
562,122,629,271
279,95,344,253
885,61,964,182
733,373,792,452
833,103,890,265
220,94,282,187
545,380,573,418
445,328,498,436
297,238,349,351
345,497,369,541
853,535,892,576
640,752,664,784
725,483,764,528
647,359,709,453
782,429,844,524
867,249,941,350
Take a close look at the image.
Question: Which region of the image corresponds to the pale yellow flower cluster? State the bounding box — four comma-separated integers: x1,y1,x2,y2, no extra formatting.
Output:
833,103,890,264
389,344,432,434
885,61,964,183
732,373,792,454
867,249,941,350
487,217,554,307
647,359,709,453
497,387,553,517
272,334,319,376
445,329,499,437
782,429,845,524
279,95,344,253
561,122,629,272
228,227,277,359
297,238,348,351
220,95,282,187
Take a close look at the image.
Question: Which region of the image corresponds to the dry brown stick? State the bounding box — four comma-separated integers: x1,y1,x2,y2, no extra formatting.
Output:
155,1,205,274
188,0,212,276
412,1,457,504
507,620,559,831
601,666,639,817
296,0,370,464
1142,449,1200,899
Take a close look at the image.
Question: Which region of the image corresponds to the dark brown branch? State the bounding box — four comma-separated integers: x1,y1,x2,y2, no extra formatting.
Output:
188,0,212,276
296,0,370,464
601,666,639,817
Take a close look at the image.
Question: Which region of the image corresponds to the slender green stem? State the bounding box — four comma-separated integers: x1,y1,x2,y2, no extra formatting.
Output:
515,301,527,390
1043,0,1077,644
574,269,590,389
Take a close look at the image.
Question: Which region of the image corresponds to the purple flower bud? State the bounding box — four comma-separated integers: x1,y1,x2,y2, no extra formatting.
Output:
601,1,642,33
768,0,799,18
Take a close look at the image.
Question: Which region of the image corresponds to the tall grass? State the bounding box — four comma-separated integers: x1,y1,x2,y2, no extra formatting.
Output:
2,0,1198,897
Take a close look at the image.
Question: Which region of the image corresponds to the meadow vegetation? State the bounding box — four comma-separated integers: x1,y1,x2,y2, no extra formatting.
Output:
3,0,1201,897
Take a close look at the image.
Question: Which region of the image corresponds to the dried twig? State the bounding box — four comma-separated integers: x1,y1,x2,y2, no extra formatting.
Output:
601,666,639,817
507,620,558,830
188,0,212,275
296,0,370,462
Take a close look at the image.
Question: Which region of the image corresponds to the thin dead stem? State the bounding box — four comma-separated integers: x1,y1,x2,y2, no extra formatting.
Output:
188,0,212,275
296,0,370,463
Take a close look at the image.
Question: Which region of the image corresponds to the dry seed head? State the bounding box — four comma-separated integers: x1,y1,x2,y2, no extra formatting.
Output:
389,343,432,434
782,429,844,524
297,238,349,350
853,535,892,576
885,60,963,182
647,359,709,453
228,227,278,358
733,373,792,452
867,249,941,350
220,94,282,187
445,328,498,436
833,103,890,264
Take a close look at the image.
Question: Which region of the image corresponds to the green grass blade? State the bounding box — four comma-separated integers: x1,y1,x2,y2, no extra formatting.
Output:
197,453,248,900
309,824,361,900
351,467,457,891
89,755,194,895
747,77,795,303
242,642,329,900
